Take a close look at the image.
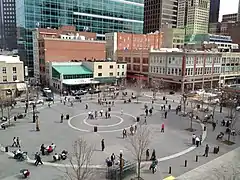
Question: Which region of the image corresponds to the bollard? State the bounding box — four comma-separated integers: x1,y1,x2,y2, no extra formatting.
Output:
184,160,187,167
195,155,198,162
168,166,172,174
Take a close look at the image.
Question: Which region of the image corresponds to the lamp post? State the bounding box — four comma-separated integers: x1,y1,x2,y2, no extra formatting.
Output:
6,89,13,125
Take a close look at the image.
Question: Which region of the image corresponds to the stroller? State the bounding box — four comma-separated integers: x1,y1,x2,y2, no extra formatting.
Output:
216,132,224,140
13,151,28,161
149,159,158,174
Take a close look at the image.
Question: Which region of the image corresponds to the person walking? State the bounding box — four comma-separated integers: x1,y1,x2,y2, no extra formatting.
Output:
48,102,51,108
144,116,147,125
212,122,216,131
195,136,200,147
111,153,115,164
146,149,150,161
35,153,43,166
150,149,156,160
12,137,17,147
60,114,64,123
203,144,209,157
149,108,153,116
85,103,88,109
16,137,21,148
40,144,45,155
101,139,105,151
123,129,127,138
161,123,165,132
164,111,167,119
192,134,196,145
168,104,171,110
134,125,137,133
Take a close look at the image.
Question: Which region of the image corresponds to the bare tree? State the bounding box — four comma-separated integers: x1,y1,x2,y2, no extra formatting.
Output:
127,125,151,180
182,94,188,116
64,138,94,180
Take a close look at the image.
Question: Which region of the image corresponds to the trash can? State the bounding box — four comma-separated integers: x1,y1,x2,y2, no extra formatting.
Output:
94,126,97,132
136,117,140,122
5,146,8,152
66,114,69,120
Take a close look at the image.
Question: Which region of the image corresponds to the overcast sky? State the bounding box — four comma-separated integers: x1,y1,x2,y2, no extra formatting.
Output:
219,0,239,21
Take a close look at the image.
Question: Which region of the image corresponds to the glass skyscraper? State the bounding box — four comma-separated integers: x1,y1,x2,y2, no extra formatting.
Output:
16,0,144,76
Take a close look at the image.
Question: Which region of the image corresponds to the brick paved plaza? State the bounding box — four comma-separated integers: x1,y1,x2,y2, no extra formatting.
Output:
0,90,239,180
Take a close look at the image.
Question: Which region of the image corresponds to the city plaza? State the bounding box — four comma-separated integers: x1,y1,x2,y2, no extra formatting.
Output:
0,88,239,180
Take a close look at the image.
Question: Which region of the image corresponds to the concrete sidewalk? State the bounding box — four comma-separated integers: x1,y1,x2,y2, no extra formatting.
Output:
176,147,240,180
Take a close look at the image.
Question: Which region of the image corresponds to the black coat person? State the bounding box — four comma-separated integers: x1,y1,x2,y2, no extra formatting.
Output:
145,109,148,116
150,149,156,160
60,114,64,123
40,144,45,155
101,139,105,151
149,108,152,115
164,111,168,119
168,104,171,110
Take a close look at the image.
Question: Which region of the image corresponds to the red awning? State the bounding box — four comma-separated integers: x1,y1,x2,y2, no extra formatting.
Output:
127,74,148,81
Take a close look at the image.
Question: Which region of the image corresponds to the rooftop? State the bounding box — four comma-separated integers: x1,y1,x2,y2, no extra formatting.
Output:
53,65,92,75
0,55,22,63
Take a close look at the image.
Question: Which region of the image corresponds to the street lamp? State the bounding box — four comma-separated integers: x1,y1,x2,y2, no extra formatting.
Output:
119,150,123,180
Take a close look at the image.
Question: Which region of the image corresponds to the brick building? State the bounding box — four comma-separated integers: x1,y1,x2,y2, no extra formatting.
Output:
32,26,106,84
106,32,163,84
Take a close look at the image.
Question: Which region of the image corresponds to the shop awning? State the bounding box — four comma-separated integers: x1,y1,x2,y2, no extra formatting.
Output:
16,83,27,91
62,78,99,85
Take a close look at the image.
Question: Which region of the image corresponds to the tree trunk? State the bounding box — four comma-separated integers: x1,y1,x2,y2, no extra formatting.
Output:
137,161,141,179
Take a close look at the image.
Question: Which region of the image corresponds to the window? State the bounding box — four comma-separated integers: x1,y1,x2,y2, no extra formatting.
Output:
2,67,6,74
122,72,124,76
98,73,102,76
98,65,102,69
13,75,17,81
122,65,124,68
117,65,120,69
109,72,113,76
109,65,113,69
12,67,16,73
117,72,120,76
3,76,7,81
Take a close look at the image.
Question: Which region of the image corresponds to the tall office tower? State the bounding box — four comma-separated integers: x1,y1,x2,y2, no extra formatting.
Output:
177,0,210,35
143,0,178,33
0,0,17,50
238,0,240,21
209,0,220,23
16,0,144,77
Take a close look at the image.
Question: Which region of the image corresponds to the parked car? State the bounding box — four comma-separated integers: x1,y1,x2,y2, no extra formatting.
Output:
131,95,136,99
169,91,175,95
46,97,54,101
74,90,87,96
89,89,101,94
0,116,7,122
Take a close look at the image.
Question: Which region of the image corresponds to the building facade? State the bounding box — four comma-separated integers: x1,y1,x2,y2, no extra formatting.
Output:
185,34,239,52
16,0,144,77
148,49,222,92
161,25,185,48
143,0,178,33
116,49,149,84
105,32,162,61
208,22,221,34
222,13,238,22
0,55,25,98
0,0,17,50
220,52,240,86
177,0,210,35
32,26,106,85
46,61,127,91
238,0,240,21
209,0,220,23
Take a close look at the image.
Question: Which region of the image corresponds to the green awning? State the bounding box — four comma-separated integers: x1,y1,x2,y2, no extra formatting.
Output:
52,65,92,75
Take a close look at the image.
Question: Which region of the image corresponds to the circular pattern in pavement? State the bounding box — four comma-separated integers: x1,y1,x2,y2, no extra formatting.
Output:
68,111,137,133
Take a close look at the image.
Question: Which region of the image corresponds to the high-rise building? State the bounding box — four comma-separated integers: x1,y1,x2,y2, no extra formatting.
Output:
209,0,220,23
238,0,240,21
177,0,210,35
222,13,238,22
0,0,17,50
16,0,144,77
143,0,178,33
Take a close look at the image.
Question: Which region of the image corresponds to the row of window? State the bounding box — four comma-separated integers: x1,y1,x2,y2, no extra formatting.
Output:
150,66,182,76
2,75,17,82
150,56,222,65
2,67,17,74
63,74,93,79
97,65,125,69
